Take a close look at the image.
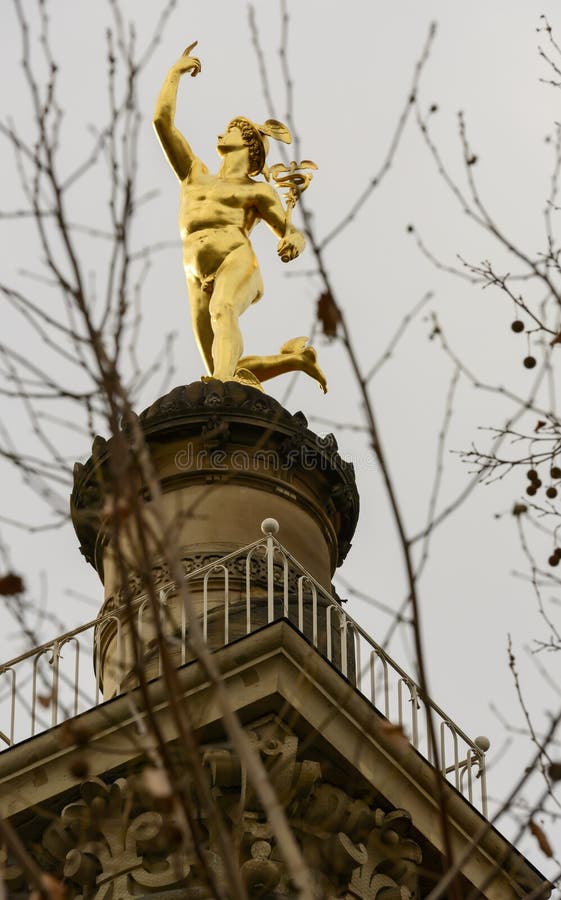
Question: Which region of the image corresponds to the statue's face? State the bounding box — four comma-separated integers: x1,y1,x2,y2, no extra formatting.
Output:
216,124,246,157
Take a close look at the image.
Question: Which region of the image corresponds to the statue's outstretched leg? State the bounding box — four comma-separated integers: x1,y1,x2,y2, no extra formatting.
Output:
208,245,263,382
238,337,328,393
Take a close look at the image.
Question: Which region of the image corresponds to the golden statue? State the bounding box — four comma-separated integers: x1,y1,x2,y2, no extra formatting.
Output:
153,43,326,393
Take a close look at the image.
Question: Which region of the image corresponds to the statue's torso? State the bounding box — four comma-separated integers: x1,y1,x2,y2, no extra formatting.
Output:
179,171,271,280
179,173,262,237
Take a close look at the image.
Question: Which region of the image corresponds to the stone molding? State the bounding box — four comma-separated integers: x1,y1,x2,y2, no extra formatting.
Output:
70,380,359,575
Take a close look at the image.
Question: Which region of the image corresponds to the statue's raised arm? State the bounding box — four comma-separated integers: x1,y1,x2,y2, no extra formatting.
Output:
154,44,326,394
153,42,204,182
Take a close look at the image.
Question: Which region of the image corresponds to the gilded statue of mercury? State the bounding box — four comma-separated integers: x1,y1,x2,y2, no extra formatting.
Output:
153,43,326,392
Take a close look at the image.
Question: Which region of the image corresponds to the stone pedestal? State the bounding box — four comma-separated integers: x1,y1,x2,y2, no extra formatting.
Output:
71,380,359,696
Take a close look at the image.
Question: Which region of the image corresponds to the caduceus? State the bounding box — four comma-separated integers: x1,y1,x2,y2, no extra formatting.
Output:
270,160,318,259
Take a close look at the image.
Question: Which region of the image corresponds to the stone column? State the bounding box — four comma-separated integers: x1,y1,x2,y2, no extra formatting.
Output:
71,380,359,696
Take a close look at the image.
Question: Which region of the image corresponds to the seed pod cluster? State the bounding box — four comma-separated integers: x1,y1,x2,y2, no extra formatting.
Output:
510,316,537,367
548,547,561,567
526,468,541,496
546,465,561,499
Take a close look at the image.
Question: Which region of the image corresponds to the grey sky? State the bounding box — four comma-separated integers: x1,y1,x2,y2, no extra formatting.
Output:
1,0,560,883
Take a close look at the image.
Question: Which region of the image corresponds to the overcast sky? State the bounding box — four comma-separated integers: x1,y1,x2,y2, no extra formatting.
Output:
1,0,560,884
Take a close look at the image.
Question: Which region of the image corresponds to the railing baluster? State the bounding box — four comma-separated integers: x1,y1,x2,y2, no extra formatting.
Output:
50,643,61,727
245,546,263,635
203,571,210,642
425,702,434,764
31,649,48,736
441,720,460,789
353,626,361,691
452,728,460,790
369,650,376,707
181,591,187,665
62,638,81,718
94,629,102,705
480,753,488,817
274,546,290,623
410,683,419,749
114,618,123,695
440,721,447,778
283,557,289,617
297,577,305,633
311,581,318,648
266,531,275,622
158,590,167,677
224,567,229,645
0,668,16,746
340,614,348,678
326,605,334,661
9,669,15,746
465,749,473,803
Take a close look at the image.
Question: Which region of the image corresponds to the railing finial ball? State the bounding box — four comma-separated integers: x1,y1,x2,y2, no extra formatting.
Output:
474,735,490,752
261,517,280,535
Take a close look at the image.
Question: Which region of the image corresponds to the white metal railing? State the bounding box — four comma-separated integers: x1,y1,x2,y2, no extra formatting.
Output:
0,519,489,815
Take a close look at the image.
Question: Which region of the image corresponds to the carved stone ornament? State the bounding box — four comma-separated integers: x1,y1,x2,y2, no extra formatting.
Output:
3,718,421,898
3,778,190,898
100,548,312,616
